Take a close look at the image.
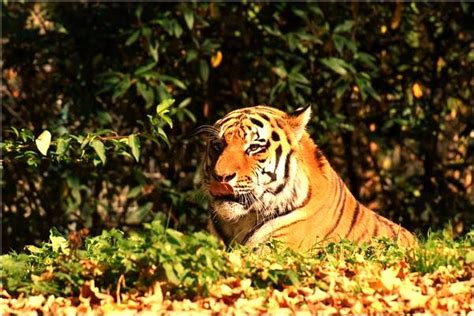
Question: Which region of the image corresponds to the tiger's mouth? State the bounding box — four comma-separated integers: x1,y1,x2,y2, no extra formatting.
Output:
213,194,242,204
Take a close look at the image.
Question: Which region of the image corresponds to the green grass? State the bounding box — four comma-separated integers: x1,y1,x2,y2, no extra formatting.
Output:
1,220,473,299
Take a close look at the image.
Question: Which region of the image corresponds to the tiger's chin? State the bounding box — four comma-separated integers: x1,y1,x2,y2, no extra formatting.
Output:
211,198,251,222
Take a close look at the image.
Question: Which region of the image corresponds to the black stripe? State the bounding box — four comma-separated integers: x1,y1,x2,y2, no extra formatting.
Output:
271,219,307,238
258,113,271,122
263,171,277,182
346,203,361,238
283,150,292,179
274,119,290,142
209,211,231,246
373,218,380,237
292,185,312,210
241,221,266,245
273,145,282,174
388,224,397,240
272,131,280,141
315,148,324,161
272,150,293,194
218,114,240,127
250,117,264,128
379,216,397,239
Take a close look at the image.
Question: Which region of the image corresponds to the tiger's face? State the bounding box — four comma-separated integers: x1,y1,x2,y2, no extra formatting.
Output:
202,106,311,221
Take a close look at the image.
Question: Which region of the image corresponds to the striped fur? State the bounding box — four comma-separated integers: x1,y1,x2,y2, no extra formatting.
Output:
202,105,416,250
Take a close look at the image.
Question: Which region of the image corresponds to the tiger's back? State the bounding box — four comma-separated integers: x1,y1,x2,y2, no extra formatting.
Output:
202,105,415,250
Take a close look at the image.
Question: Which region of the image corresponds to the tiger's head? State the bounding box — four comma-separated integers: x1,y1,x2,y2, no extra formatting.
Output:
202,105,313,222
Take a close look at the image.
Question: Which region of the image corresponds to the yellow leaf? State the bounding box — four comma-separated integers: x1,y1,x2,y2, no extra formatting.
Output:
269,263,283,270
448,282,470,295
437,57,446,72
228,252,242,268
380,266,401,291
27,295,45,309
412,83,423,99
211,50,223,68
35,130,51,156
240,279,252,291
219,284,233,296
380,25,388,34
390,2,402,30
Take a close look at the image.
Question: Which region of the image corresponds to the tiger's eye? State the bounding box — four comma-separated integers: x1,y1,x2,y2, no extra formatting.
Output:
249,144,260,151
211,140,224,153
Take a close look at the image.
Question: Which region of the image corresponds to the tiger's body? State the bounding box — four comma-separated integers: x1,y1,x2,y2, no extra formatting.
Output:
202,105,415,250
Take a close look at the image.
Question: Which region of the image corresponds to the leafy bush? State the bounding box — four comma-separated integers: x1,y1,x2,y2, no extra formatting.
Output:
1,220,473,299
2,3,473,252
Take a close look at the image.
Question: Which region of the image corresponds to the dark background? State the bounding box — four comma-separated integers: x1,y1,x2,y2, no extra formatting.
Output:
2,3,473,252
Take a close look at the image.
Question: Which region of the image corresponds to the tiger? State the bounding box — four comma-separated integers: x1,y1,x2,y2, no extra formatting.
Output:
200,105,416,250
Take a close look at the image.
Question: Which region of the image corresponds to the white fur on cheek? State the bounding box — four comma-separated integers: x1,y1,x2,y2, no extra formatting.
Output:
212,200,250,222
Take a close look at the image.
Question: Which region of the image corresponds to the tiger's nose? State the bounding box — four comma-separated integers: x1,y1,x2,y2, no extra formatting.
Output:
212,171,236,183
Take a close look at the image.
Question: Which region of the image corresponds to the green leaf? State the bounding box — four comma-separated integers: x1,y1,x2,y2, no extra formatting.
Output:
149,42,159,62
173,20,183,38
127,185,143,198
156,98,175,116
135,5,143,20
20,129,35,142
91,139,106,165
178,97,192,108
128,134,141,162
335,80,350,99
163,263,180,284
134,62,157,76
355,52,377,70
35,130,52,156
334,20,354,33
136,82,155,108
199,60,209,83
320,57,351,76
183,9,194,30
141,26,151,41
125,30,140,46
186,49,198,63
112,75,132,102
11,126,19,138
161,114,173,128
158,74,187,90
355,74,381,102
55,137,71,157
156,127,170,147
166,229,184,245
273,67,287,79
50,230,70,255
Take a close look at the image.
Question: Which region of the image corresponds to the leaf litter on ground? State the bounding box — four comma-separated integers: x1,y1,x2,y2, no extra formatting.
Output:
1,220,473,314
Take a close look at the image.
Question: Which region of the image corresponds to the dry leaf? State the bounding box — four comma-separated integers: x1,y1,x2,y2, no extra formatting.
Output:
211,51,223,68
412,83,423,99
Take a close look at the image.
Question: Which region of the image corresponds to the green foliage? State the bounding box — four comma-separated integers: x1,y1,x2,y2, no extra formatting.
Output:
2,3,473,252
1,221,472,299
408,230,474,273
1,99,179,167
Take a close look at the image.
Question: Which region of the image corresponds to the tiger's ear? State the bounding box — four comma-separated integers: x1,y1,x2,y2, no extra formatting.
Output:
289,106,312,140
